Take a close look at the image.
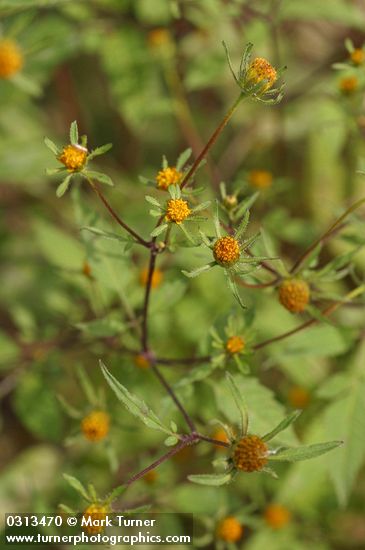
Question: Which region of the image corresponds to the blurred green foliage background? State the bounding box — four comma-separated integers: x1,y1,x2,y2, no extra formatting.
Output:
1,1,365,549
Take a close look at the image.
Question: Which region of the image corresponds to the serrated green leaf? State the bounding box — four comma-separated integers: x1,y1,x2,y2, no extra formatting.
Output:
63,474,91,502
150,224,168,237
262,410,302,442
269,441,343,462
87,143,112,161
100,361,172,435
226,372,249,436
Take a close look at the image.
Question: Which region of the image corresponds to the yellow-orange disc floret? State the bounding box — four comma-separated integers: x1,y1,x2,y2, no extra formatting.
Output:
156,167,182,190
148,28,171,48
143,469,158,484
278,279,310,313
216,516,243,542
350,48,365,65
165,198,191,224
339,76,358,95
58,144,87,172
82,503,109,535
82,261,92,278
264,504,291,529
288,386,311,409
246,57,277,92
139,267,163,288
249,170,273,189
226,335,245,355
0,39,23,79
213,236,240,267
212,428,230,449
81,410,110,442
233,435,268,472
134,353,151,369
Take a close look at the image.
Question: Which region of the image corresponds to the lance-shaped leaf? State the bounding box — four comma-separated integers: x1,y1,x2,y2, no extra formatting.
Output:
85,170,114,186
227,276,246,309
182,262,216,278
188,471,234,486
81,226,132,244
63,474,91,502
106,484,126,504
176,148,192,171
44,137,60,155
269,440,343,462
262,410,301,442
100,361,172,435
69,120,79,145
87,143,112,161
226,372,249,436
56,174,72,198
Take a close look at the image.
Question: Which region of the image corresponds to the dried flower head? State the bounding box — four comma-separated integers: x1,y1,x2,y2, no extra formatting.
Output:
58,144,88,172
81,410,110,442
339,76,358,94
264,504,291,529
0,39,23,79
278,279,310,313
213,236,241,267
156,167,182,190
165,198,191,224
233,435,268,472
216,516,243,542
82,503,109,535
249,170,273,189
288,386,311,409
350,48,365,65
226,335,245,355
246,57,277,92
139,267,163,288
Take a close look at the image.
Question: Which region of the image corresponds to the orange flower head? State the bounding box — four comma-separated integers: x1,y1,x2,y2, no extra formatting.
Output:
288,386,311,409
213,236,240,267
82,261,92,278
233,435,268,472
249,170,273,189
82,503,109,535
156,167,182,190
81,410,110,442
0,39,23,78
350,48,365,65
264,504,291,529
134,353,151,369
339,76,358,95
246,57,277,92
139,267,163,288
148,28,171,48
165,198,191,224
143,469,158,484
226,335,245,355
278,279,310,313
58,144,87,172
216,516,243,542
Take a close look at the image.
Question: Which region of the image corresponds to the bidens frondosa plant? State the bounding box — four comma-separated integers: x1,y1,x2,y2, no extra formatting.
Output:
42,42,365,531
